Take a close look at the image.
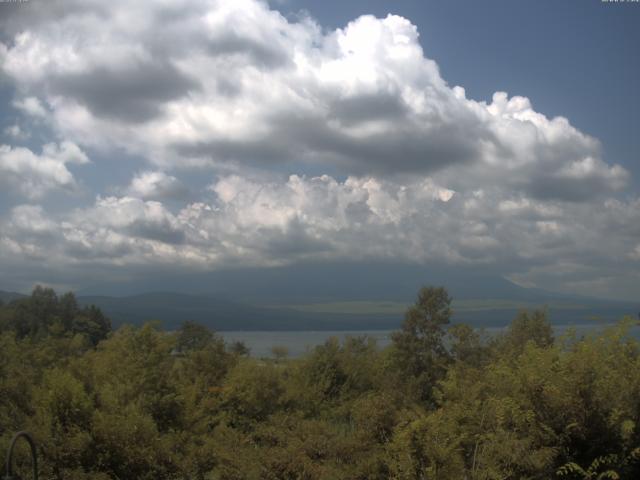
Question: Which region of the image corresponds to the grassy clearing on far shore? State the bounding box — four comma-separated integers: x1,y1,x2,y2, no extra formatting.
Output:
263,299,588,315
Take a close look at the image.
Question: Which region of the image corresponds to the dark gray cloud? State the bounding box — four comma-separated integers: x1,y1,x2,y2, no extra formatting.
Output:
51,62,200,123
266,112,488,174
207,31,291,69
528,174,624,202
0,0,105,42
63,238,135,261
126,220,186,245
173,108,489,175
259,220,333,257
328,91,408,125
174,136,295,166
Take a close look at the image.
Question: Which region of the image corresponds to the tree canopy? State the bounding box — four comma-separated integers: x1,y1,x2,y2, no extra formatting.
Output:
1,285,639,479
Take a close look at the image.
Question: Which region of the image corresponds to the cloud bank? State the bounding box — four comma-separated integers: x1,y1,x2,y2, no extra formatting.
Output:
0,0,637,299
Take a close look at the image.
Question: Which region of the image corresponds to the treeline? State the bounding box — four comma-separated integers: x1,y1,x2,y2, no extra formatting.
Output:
0,286,110,345
1,286,639,479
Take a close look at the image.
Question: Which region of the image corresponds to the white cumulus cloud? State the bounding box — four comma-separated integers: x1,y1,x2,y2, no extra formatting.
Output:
0,141,89,199
126,171,187,200
0,0,637,299
0,0,627,200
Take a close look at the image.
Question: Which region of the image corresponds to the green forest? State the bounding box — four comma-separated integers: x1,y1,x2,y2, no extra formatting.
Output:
1,286,639,479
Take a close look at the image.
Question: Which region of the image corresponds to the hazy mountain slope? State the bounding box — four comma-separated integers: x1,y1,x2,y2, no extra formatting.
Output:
78,262,556,302
72,262,639,330
4,263,636,331
0,290,26,303
76,291,637,332
77,292,399,331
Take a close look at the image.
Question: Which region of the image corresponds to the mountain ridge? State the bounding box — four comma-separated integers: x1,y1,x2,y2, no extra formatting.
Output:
2,263,637,332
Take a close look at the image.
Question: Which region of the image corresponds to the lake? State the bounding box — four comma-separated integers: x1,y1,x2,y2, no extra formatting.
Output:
222,322,640,358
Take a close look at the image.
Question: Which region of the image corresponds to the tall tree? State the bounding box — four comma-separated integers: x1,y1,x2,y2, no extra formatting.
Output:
391,286,452,404
175,320,214,353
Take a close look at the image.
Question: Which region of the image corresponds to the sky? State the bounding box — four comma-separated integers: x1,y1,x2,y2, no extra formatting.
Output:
0,0,638,300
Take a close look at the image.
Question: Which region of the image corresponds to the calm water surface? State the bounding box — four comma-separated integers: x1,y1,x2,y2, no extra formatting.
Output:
222,323,640,358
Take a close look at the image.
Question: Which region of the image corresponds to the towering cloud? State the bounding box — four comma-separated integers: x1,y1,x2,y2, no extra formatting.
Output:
0,0,637,299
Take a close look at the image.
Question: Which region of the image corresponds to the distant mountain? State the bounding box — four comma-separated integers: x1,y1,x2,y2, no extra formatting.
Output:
72,262,638,330
76,290,637,332
5,262,636,331
76,292,400,331
1,284,634,331
78,262,562,302
0,290,26,303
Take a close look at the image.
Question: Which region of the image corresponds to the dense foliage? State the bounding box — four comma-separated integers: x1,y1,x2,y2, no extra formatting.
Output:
1,286,639,479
